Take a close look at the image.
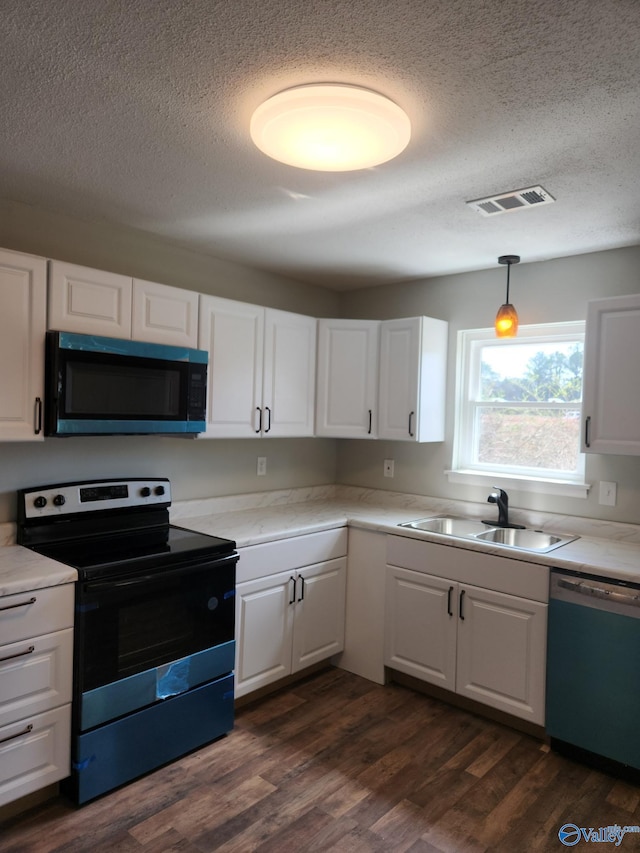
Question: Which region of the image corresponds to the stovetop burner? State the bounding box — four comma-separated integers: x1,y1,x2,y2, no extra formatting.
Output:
16,477,236,581
32,525,235,576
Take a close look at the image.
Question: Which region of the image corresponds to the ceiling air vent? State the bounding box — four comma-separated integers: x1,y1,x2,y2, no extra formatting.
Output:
466,185,555,217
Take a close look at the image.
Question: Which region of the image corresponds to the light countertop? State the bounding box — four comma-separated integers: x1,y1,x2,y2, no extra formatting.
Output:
172,486,640,585
0,546,77,597
3,485,640,596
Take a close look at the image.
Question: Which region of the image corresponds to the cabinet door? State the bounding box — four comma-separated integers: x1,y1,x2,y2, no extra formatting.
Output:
0,628,73,729
315,319,379,438
384,565,457,690
0,249,46,441
0,704,71,808
263,309,316,437
582,293,640,455
378,316,447,442
291,558,347,673
132,279,198,347
48,260,132,338
456,584,547,725
198,295,264,438
235,570,295,698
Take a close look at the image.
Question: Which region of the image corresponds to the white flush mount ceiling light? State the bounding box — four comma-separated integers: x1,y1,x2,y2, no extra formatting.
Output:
250,84,411,171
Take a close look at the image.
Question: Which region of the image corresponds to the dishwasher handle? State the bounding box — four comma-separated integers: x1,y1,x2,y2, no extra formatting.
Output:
554,574,640,609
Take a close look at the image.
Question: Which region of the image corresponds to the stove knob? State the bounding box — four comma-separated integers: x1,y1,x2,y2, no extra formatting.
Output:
154,485,165,496
53,494,66,507
140,487,151,498
33,496,47,509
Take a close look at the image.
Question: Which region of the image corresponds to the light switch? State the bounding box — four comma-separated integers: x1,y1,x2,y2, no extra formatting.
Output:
598,481,617,506
257,457,267,476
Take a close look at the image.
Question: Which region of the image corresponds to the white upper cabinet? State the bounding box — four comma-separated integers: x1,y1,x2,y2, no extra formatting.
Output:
0,248,47,441
315,319,380,438
582,293,640,455
378,316,448,442
48,261,198,346
131,278,198,347
198,296,264,438
199,295,316,438
263,308,316,438
48,261,132,338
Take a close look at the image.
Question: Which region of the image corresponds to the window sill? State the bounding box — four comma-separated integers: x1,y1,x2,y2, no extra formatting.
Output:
445,469,591,499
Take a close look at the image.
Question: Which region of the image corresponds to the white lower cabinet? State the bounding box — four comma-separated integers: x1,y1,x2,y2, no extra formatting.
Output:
0,584,74,807
235,530,347,698
385,537,548,726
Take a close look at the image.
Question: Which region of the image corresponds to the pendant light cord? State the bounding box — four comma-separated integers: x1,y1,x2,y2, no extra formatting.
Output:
505,262,511,304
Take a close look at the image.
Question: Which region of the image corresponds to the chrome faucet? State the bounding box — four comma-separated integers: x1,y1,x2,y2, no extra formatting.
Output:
482,487,525,529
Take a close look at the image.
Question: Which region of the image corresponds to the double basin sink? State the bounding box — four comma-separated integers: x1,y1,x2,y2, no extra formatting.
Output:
398,516,578,553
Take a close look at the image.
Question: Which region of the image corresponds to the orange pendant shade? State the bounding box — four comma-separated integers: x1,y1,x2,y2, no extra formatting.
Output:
495,303,519,337
495,255,520,338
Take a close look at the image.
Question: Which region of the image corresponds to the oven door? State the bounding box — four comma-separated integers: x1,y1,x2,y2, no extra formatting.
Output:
75,553,236,731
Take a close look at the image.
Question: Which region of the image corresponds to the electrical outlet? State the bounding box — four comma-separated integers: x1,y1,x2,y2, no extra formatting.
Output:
257,456,267,476
598,481,617,506
383,459,394,478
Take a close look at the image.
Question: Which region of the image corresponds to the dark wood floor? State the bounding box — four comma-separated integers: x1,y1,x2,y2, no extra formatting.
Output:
3,668,640,852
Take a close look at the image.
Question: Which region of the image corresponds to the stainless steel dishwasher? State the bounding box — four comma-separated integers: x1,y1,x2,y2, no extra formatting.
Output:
546,569,640,776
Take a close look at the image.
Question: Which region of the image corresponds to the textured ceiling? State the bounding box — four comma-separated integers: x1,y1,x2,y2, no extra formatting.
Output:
1,0,639,289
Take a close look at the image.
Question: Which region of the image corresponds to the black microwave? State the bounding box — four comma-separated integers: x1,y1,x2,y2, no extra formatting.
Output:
45,331,208,436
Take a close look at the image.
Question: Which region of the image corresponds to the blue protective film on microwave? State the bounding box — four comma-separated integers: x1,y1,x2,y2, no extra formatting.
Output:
58,331,208,363
156,657,190,699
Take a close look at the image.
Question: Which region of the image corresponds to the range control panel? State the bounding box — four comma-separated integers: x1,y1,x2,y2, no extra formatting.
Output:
20,478,171,519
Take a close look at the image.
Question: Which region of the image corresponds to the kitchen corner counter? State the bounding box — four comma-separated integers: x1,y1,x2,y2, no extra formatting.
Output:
0,546,77,596
173,486,640,585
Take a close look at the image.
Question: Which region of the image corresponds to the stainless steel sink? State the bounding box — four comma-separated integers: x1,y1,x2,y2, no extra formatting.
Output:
398,516,578,553
398,516,492,537
474,527,578,553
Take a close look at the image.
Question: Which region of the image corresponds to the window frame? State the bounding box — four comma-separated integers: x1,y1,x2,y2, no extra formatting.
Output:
448,321,590,498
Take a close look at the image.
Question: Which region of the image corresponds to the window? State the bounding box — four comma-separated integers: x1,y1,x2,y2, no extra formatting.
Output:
449,322,588,497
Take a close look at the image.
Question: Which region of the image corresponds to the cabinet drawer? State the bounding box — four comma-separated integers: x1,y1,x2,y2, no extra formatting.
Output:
0,628,73,729
0,585,74,646
0,704,71,807
237,528,348,583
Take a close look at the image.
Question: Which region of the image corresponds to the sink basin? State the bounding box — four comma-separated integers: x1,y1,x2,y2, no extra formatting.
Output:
398,516,578,553
474,527,577,553
398,517,491,537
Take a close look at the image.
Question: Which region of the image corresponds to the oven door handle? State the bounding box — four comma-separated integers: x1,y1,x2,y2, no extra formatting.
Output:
84,552,238,592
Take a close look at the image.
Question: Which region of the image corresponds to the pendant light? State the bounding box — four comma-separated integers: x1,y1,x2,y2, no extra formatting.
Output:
495,255,520,337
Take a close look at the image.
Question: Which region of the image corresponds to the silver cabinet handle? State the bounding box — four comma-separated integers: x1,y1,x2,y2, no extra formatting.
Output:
34,397,43,434
0,645,34,664
0,596,36,612
0,724,33,745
